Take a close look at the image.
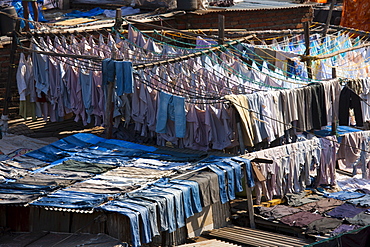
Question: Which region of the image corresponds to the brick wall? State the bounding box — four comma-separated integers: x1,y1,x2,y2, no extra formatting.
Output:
165,6,313,30
0,41,21,118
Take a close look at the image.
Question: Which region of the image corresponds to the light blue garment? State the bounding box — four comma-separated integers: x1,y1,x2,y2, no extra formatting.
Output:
171,179,202,213
149,186,185,228
122,198,160,237
231,157,255,188
223,159,243,192
129,192,171,232
115,61,134,95
99,203,140,247
138,190,176,233
32,44,49,97
215,162,236,200
207,164,228,204
110,201,152,244
324,191,365,201
79,69,93,122
156,91,186,138
155,180,194,218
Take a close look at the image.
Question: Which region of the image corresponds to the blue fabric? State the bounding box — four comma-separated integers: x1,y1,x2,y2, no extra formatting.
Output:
79,70,93,122
110,201,152,244
171,179,202,213
231,157,255,188
215,162,236,200
31,191,108,209
223,159,243,192
129,193,169,232
324,191,365,201
115,61,134,95
151,186,185,228
156,91,186,138
25,144,70,162
102,139,156,152
102,58,116,85
155,179,194,218
121,198,160,237
32,49,49,97
99,203,141,247
207,164,228,204
64,7,105,17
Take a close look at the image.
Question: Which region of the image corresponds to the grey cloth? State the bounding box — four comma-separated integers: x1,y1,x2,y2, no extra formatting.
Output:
177,170,220,207
53,159,117,174
347,211,370,226
280,211,324,227
285,191,324,207
299,198,345,214
347,194,370,207
258,205,301,220
306,218,343,235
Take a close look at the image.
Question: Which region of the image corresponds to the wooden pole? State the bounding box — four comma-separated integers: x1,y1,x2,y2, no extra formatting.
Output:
303,21,312,79
322,0,336,38
331,67,337,135
243,163,256,229
218,15,225,45
114,8,122,31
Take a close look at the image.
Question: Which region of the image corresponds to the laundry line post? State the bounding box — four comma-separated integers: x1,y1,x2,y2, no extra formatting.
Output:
322,0,336,38
114,8,123,31
105,51,117,139
218,15,225,45
331,67,337,135
243,162,256,229
303,21,312,79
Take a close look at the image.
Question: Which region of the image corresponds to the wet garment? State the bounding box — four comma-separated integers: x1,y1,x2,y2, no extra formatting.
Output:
347,194,370,207
327,203,366,219
324,191,365,201
52,159,117,174
347,211,370,226
285,191,324,207
306,218,343,235
331,224,361,237
280,211,324,227
258,205,301,220
298,198,345,214
339,86,364,127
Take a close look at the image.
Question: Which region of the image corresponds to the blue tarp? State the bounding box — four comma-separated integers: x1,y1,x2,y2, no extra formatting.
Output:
64,7,105,18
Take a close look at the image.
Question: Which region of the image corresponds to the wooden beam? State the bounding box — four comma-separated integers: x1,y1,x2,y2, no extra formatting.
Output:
218,15,225,45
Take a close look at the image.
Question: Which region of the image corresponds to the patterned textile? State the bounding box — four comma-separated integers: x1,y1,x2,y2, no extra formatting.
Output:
341,0,370,32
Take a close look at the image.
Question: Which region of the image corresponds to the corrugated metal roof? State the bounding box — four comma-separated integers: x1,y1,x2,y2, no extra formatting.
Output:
207,226,314,247
178,239,242,246
0,232,125,246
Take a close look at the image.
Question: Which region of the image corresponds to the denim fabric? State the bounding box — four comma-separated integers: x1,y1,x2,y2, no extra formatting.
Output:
231,157,255,188
110,201,152,243
139,189,176,233
122,198,160,237
152,186,185,228
215,162,236,200
99,203,140,247
115,61,134,95
207,165,228,204
129,193,169,232
155,180,194,218
102,58,116,85
31,191,108,209
171,179,202,213
25,145,70,162
223,159,243,192
347,194,370,207
324,191,365,201
50,139,85,152
156,91,186,138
